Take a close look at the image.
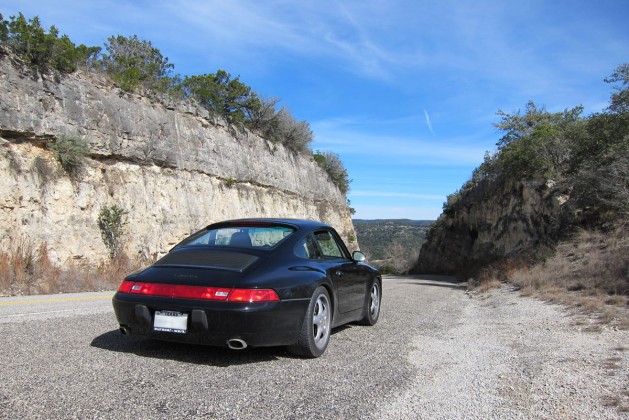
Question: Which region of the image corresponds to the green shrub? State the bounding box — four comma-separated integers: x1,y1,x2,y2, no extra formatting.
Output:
2,12,98,73
0,13,8,42
97,205,127,258
313,150,350,195
49,135,89,176
180,70,258,125
101,35,174,92
493,101,583,179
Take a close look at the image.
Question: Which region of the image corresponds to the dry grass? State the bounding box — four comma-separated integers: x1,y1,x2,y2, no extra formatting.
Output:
0,236,153,296
371,240,418,275
504,227,629,328
469,253,532,292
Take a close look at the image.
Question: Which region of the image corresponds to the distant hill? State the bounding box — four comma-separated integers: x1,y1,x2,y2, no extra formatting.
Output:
353,219,433,226
353,219,434,272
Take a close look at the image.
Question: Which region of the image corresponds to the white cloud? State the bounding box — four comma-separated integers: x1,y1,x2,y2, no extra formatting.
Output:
351,190,444,201
312,121,488,166
423,109,435,136
353,204,442,220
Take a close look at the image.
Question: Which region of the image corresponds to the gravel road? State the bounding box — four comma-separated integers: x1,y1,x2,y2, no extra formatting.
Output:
0,275,627,419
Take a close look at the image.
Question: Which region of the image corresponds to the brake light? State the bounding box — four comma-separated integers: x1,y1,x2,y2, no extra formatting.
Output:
117,281,280,302
228,289,280,302
117,281,133,293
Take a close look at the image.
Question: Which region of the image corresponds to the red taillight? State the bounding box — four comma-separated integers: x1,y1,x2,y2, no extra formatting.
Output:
117,281,279,302
118,282,231,300
117,280,133,293
227,289,280,302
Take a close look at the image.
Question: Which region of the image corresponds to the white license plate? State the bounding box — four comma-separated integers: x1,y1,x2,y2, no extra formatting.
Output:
154,310,188,334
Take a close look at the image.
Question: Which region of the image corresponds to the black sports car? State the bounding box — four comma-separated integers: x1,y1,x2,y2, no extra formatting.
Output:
112,218,381,357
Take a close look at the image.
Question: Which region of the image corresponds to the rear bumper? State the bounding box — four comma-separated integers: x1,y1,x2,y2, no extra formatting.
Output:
112,292,309,348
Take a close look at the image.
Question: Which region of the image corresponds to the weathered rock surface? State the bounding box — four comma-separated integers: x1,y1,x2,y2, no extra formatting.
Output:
412,178,566,276
0,50,356,265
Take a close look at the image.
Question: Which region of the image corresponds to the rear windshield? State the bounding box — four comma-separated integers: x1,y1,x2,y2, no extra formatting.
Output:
179,225,296,249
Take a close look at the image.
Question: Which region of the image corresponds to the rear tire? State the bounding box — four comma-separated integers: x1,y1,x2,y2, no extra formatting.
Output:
288,287,331,358
359,280,381,326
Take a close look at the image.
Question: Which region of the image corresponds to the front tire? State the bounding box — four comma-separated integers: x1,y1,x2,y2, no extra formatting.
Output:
359,280,381,326
289,287,332,358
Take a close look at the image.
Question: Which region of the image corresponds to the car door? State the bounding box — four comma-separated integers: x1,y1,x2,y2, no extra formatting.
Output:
313,230,367,313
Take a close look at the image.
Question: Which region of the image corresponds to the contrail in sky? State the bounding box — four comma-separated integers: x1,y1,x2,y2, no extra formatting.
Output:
423,108,435,135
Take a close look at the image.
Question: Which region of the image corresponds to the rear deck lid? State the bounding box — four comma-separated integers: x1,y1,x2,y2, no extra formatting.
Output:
154,248,260,272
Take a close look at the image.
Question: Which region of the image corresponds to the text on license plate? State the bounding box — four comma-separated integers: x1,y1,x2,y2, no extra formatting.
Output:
154,310,188,333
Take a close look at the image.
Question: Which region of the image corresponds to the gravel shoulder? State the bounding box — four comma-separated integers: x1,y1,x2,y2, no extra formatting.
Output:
378,277,629,419
0,276,627,419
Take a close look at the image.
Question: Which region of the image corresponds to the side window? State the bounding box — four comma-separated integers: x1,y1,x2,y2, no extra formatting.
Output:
295,235,322,259
314,231,344,259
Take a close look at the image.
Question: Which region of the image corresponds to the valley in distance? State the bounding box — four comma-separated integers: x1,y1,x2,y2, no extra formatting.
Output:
352,219,434,274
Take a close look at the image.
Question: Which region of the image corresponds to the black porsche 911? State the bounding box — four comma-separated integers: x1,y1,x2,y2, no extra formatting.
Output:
112,218,381,357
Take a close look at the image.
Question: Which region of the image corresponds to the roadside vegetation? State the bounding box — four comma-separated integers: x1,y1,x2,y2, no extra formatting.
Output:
0,236,149,295
438,63,629,326
0,11,350,194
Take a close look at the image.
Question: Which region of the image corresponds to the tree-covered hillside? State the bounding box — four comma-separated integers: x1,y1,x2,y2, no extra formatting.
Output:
441,64,628,230
354,219,433,274
415,63,628,309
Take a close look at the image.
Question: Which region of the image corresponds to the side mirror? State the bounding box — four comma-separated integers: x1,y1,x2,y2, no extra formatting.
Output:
352,251,366,262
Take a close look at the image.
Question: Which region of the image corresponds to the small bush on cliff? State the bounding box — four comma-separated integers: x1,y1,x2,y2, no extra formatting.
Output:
494,102,584,179
98,205,127,258
0,13,8,42
313,150,350,195
100,35,175,92
179,70,258,125
49,135,90,176
262,108,313,154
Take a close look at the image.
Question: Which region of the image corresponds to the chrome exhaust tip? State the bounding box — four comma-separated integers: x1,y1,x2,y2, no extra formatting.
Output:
119,326,131,336
227,338,248,350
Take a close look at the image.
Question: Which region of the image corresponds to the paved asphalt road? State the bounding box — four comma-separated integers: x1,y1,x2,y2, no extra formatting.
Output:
1,275,464,419
1,276,625,419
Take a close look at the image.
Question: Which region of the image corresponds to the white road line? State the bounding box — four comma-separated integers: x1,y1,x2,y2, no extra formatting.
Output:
0,306,111,318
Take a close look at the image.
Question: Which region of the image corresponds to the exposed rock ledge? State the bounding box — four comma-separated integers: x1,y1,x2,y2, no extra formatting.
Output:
412,177,567,276
0,50,355,264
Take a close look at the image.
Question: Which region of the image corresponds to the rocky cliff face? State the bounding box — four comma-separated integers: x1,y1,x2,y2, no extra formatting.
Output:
0,50,356,265
412,177,567,276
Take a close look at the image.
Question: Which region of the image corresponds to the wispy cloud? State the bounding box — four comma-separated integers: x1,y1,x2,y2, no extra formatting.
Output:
423,109,435,136
353,205,442,220
312,119,489,166
352,191,444,201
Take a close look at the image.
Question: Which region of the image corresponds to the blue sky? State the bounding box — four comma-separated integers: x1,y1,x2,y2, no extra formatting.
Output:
2,1,628,219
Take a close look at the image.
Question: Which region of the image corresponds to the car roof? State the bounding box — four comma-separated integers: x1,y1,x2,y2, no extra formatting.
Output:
207,218,332,231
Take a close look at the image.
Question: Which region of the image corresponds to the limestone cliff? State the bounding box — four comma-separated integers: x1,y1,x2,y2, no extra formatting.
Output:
412,177,567,276
0,49,356,265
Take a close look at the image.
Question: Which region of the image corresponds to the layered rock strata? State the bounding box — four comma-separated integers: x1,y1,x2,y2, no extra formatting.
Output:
0,50,356,264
